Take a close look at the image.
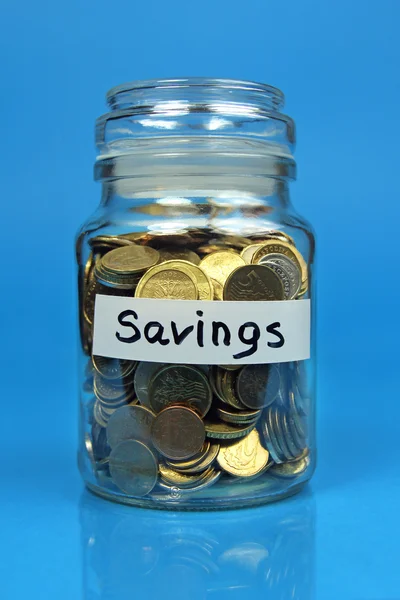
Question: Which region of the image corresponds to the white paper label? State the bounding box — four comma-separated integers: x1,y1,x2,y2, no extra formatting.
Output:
92,296,310,365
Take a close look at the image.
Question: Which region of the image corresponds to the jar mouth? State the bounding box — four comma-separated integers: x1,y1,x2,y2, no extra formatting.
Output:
106,77,285,113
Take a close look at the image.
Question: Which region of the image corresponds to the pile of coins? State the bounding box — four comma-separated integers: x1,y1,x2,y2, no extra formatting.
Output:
79,230,311,499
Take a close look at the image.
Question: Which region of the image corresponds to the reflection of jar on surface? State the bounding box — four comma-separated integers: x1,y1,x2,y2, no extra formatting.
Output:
76,78,316,510
80,491,315,600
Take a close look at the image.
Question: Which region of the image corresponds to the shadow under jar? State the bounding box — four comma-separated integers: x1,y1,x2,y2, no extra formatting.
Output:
76,78,316,510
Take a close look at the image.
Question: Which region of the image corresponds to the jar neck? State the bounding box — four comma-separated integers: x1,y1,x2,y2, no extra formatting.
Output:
95,78,296,183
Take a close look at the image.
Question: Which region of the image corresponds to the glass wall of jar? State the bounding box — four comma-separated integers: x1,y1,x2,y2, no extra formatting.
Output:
76,78,316,510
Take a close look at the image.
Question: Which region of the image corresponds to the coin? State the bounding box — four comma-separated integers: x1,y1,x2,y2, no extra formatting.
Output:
288,390,307,439
151,406,206,460
261,411,285,464
135,261,199,300
91,422,111,460
291,360,309,399
133,362,167,408
197,244,237,255
106,405,156,448
240,244,263,264
281,412,305,459
92,355,136,380
216,406,261,425
94,399,108,428
102,245,160,275
223,265,285,301
89,235,136,254
94,373,134,404
219,369,244,410
156,468,221,495
109,440,158,496
83,255,101,324
159,247,201,265
84,433,97,473
94,261,142,288
204,420,256,440
168,443,220,474
161,260,214,300
186,262,214,301
252,240,307,287
250,230,296,246
236,364,280,409
270,407,295,461
211,278,223,300
217,430,269,477
258,253,301,298
285,410,305,450
199,251,246,286
269,453,310,478
167,441,211,470
149,365,212,417
259,261,292,299
159,464,215,488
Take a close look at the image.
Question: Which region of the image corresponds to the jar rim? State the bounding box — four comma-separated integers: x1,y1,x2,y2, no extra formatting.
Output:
106,77,285,111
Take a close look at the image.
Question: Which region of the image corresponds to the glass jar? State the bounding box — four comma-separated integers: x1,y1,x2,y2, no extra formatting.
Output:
76,78,316,510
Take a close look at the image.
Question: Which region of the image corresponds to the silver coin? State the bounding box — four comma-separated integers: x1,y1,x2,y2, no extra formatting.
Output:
84,433,97,473
133,362,167,408
106,405,156,448
266,408,286,463
258,253,301,298
149,365,212,417
284,411,306,452
270,407,294,461
260,418,283,464
281,412,306,458
109,440,158,497
236,364,280,410
289,390,307,439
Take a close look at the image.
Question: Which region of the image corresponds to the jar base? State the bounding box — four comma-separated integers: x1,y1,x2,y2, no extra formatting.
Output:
85,479,309,511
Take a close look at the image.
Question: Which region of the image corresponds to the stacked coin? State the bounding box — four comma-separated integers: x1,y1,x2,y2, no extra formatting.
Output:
79,230,311,498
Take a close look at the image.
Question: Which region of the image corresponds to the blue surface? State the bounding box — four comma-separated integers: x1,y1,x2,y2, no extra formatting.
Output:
2,0,400,598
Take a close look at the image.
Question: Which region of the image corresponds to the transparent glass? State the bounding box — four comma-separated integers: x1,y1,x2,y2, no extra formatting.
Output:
76,78,316,510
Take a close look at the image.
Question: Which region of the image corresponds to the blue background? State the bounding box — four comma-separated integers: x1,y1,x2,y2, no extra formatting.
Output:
2,0,399,598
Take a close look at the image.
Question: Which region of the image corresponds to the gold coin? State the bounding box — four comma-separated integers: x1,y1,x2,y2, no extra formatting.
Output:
197,244,237,256
240,244,263,264
199,251,246,286
169,443,220,474
217,430,269,477
211,278,223,300
164,260,213,300
119,232,153,243
252,241,308,286
94,261,142,288
248,231,296,246
135,261,199,300
159,247,201,265
159,464,215,488
269,452,310,478
167,441,211,470
220,369,245,409
102,245,160,275
88,235,136,255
